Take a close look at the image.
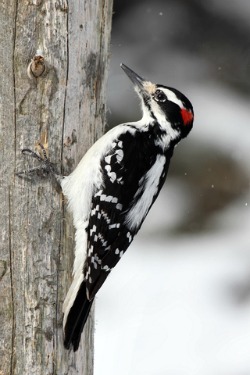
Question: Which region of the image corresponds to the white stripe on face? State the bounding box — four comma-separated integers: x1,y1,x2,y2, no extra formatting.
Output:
160,87,184,108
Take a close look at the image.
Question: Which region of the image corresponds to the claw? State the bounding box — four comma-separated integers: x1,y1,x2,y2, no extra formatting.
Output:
38,142,49,161
21,148,43,162
16,143,57,179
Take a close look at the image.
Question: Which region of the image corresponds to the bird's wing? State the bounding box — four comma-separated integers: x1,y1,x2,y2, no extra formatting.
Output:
84,127,172,300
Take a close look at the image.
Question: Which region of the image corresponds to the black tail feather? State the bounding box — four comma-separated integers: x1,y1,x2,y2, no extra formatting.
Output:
64,281,94,351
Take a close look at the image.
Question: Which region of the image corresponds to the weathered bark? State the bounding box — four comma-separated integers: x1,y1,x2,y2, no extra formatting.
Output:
0,0,113,374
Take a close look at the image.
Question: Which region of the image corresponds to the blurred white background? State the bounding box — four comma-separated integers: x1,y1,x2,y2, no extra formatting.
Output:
95,1,250,374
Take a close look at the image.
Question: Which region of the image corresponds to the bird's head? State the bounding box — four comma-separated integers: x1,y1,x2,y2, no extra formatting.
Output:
121,63,194,140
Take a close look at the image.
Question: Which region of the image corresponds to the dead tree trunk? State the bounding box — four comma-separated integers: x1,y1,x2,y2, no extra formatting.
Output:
0,0,113,374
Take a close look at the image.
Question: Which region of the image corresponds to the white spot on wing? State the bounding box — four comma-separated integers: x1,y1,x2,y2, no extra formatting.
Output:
116,203,123,210
105,155,112,164
91,204,100,216
102,265,111,272
109,172,117,183
115,149,124,162
105,165,117,183
90,225,97,236
100,194,118,203
127,231,132,243
105,165,111,173
109,223,120,229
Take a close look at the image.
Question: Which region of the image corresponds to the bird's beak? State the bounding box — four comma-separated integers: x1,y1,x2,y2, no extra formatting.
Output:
120,63,145,90
120,63,156,96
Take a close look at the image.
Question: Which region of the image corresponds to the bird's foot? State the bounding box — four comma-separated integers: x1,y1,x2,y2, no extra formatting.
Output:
16,143,59,180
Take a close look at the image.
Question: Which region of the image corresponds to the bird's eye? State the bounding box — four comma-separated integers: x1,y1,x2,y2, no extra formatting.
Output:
153,90,166,102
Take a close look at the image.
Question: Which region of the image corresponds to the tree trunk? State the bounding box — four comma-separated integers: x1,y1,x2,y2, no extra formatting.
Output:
0,1,113,374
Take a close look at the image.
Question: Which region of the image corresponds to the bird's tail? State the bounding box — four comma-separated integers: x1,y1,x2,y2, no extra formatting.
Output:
63,279,94,351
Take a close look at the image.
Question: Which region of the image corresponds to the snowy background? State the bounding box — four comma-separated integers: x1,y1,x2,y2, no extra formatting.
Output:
95,1,250,374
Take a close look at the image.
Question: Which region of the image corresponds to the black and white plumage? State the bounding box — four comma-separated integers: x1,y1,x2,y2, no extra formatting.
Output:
61,64,194,350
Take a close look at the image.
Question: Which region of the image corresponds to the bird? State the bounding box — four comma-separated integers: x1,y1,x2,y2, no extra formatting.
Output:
18,63,194,351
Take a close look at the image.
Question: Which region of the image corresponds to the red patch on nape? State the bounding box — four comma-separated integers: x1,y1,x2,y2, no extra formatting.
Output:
181,108,193,125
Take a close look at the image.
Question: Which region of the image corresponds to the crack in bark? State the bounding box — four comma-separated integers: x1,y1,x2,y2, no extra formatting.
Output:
10,2,19,372
60,2,70,176
8,187,15,375
13,0,18,177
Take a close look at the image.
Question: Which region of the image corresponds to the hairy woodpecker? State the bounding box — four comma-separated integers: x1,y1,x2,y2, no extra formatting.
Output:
18,64,194,351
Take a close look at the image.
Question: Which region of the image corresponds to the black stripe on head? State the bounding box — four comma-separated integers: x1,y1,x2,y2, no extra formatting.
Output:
158,84,193,113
